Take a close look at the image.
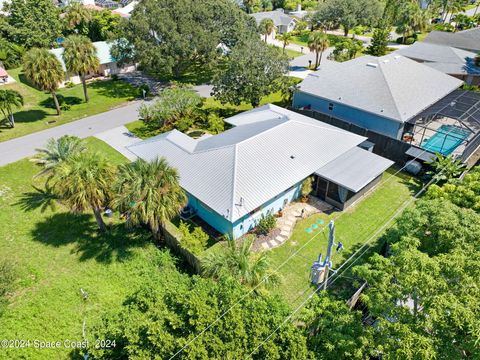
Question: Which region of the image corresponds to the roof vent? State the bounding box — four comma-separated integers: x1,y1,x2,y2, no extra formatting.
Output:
366,63,378,68
380,109,384,112
338,96,342,100
290,155,295,159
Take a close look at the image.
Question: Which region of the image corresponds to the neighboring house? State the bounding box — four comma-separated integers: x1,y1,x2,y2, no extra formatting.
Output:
112,0,137,17
251,9,297,35
49,41,135,86
0,66,8,84
293,54,480,163
293,55,463,140
128,104,393,239
57,0,95,6
423,27,480,53
395,42,480,85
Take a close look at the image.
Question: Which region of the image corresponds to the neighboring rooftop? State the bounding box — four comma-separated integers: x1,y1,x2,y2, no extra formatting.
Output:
396,41,480,76
296,54,463,123
250,9,295,27
128,104,366,222
423,27,480,52
50,41,115,70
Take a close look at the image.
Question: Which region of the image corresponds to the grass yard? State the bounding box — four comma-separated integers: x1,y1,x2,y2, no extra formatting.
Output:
267,168,421,305
0,138,167,359
0,68,139,142
289,31,348,48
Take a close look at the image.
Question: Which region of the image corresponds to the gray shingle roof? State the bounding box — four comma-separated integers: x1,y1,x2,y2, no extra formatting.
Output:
423,28,480,52
315,147,393,192
127,104,366,222
251,9,295,27
395,42,480,75
296,54,463,123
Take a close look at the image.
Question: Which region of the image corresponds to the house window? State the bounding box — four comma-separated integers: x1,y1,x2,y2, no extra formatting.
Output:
328,103,334,111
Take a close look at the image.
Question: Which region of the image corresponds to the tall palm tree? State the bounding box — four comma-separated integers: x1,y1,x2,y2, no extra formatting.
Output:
23,48,64,115
113,158,187,238
259,18,275,43
63,35,100,102
64,0,92,31
278,32,292,54
308,32,329,69
0,89,23,127
202,236,280,290
53,151,115,232
31,135,86,179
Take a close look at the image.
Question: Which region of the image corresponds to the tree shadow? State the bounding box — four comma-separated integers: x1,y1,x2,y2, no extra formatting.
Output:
89,79,139,99
15,184,59,213
39,96,82,109
0,110,49,127
30,212,152,264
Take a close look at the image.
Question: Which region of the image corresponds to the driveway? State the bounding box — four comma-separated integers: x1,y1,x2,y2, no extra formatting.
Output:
94,126,141,161
0,101,142,167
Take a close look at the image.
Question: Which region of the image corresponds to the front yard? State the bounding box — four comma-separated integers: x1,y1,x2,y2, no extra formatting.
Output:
0,68,139,142
268,168,421,304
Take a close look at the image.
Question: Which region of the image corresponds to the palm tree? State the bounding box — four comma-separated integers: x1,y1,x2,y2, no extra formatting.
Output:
308,31,329,69
53,151,115,232
63,35,100,102
259,18,275,43
31,135,86,179
113,158,187,238
278,32,292,54
0,89,23,127
23,48,64,115
64,0,92,31
202,236,280,290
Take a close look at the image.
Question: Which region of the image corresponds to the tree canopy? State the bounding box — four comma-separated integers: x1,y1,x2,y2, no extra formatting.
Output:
212,40,289,107
124,0,257,78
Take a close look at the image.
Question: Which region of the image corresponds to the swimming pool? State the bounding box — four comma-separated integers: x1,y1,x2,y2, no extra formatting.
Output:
421,125,470,156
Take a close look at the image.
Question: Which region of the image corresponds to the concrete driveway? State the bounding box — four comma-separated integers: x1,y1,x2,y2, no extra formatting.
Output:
0,101,142,167
94,126,141,161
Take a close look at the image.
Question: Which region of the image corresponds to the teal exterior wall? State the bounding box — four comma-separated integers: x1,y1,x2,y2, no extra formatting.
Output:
293,91,404,139
186,181,303,239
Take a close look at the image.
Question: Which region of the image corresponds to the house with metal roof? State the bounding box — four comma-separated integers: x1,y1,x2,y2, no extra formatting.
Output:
127,104,393,239
423,27,480,53
395,42,480,85
251,9,297,34
49,41,135,86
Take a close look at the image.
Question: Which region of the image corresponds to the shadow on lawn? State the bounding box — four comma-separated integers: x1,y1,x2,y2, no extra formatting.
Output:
0,110,49,128
30,212,152,264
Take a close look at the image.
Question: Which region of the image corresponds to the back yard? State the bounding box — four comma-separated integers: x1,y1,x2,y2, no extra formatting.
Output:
0,138,164,359
268,168,420,305
0,68,139,142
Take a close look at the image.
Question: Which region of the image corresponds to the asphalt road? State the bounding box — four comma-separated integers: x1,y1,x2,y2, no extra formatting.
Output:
0,101,142,167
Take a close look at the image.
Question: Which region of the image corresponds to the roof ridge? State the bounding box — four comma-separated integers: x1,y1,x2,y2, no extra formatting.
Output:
377,59,404,121
229,144,239,222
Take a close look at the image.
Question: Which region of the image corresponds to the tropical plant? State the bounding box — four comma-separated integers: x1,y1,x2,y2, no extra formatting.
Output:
256,213,277,235
301,176,313,200
63,0,92,31
62,35,100,102
259,18,275,42
278,32,292,53
113,158,187,237
426,153,466,183
331,38,363,62
0,39,24,69
206,112,225,134
202,235,280,289
31,136,87,179
178,221,209,254
0,89,23,127
308,32,329,68
23,48,64,115
52,151,115,231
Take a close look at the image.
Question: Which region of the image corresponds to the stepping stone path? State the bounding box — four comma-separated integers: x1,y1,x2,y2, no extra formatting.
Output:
256,198,334,251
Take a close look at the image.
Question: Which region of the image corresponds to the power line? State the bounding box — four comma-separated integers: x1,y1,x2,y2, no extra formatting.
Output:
169,128,458,359
248,169,446,357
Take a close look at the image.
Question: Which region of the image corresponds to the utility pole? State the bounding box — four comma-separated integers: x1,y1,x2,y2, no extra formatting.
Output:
323,220,335,290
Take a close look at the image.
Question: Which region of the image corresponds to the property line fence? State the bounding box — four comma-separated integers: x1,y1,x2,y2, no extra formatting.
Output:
290,108,413,164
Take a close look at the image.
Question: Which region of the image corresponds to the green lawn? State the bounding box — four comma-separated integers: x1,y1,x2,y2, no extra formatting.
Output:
268,168,420,305
289,31,348,48
0,138,166,359
0,68,139,142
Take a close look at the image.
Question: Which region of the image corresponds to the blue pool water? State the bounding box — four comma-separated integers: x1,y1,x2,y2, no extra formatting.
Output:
421,125,470,155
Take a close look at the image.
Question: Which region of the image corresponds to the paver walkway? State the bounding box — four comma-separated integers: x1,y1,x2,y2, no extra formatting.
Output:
259,198,334,250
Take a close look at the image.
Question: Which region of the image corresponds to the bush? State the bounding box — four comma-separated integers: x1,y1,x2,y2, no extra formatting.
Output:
178,221,209,254
65,81,75,88
396,36,416,44
206,113,224,134
111,74,119,81
301,176,313,199
175,116,194,132
256,213,276,235
138,84,150,98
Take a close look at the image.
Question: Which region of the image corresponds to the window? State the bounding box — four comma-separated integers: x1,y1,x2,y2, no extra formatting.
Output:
328,103,334,111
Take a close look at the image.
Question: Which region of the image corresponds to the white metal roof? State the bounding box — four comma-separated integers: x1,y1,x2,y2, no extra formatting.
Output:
50,41,115,71
128,104,366,222
315,147,394,192
297,54,463,123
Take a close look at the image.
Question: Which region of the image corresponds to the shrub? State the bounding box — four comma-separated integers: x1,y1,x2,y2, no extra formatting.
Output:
301,176,313,199
178,221,209,254
206,113,224,134
256,213,276,235
65,81,75,88
175,116,194,132
138,84,150,98
111,74,119,81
